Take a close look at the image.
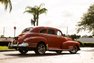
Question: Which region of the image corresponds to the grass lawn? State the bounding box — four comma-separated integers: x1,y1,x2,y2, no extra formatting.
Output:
0,46,13,50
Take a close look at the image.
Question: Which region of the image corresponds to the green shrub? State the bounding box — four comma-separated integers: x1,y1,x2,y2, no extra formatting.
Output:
83,42,94,47
79,42,94,47
0,41,10,46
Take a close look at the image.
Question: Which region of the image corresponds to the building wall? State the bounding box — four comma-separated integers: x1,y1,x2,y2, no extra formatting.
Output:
77,38,94,43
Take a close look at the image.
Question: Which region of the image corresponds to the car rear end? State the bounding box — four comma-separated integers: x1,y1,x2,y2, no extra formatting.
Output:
8,35,29,50
8,27,33,50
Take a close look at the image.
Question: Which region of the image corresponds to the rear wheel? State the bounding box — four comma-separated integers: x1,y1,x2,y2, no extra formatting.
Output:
69,46,78,54
18,48,28,54
35,43,46,55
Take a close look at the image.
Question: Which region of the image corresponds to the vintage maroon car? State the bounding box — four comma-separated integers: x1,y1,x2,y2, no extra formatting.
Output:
8,26,80,54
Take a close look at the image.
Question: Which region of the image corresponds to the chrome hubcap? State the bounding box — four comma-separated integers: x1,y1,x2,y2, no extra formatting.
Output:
38,44,45,54
71,46,77,53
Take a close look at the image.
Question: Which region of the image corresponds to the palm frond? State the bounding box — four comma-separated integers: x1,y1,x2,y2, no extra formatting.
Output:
39,8,47,14
8,0,12,12
0,0,12,12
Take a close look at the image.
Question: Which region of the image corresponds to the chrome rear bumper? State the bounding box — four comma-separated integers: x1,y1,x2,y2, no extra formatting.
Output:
8,42,29,49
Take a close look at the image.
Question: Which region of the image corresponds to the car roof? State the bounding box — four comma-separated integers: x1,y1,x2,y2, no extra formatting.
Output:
33,26,59,30
25,26,59,32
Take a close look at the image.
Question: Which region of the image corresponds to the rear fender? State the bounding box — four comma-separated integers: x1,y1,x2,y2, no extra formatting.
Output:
24,37,47,47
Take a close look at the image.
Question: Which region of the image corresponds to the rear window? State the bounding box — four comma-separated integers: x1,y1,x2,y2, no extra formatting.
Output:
22,27,33,33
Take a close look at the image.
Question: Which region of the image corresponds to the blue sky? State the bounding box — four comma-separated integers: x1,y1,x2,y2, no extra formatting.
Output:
0,0,94,37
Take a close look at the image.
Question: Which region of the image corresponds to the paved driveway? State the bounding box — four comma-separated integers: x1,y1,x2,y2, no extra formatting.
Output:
0,47,94,63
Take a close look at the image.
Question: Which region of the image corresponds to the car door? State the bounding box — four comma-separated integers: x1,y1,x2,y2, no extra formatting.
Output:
39,28,57,49
46,28,57,49
54,30,63,49
46,28,63,50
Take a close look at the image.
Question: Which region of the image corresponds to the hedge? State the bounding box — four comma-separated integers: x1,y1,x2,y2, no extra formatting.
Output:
78,41,94,47
0,41,10,46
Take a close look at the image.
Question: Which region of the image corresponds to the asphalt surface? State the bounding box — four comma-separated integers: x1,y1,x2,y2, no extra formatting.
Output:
0,47,94,63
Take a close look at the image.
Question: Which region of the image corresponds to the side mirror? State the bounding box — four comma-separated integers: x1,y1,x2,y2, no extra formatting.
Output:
62,34,65,36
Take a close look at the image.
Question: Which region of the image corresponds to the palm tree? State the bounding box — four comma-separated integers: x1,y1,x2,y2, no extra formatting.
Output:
0,0,12,12
24,7,37,26
24,4,47,26
35,4,47,26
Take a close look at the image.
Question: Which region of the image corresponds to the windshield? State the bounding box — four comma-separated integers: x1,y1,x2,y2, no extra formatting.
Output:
22,27,33,33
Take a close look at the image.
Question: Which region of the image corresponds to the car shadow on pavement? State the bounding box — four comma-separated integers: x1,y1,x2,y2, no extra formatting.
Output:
4,52,80,57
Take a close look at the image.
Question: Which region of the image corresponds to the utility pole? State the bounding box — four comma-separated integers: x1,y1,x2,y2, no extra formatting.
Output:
66,26,68,35
3,27,5,37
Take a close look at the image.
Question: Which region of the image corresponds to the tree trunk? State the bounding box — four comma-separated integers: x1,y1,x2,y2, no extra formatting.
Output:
34,15,36,26
31,19,35,26
36,14,39,26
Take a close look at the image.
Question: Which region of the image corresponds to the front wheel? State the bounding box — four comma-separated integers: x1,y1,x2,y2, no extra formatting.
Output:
35,43,46,55
69,46,78,54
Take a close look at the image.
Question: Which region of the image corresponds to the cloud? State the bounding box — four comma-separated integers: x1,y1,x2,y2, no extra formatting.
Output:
0,0,94,36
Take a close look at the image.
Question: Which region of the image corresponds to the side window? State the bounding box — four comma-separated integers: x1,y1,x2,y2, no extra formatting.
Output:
48,29,55,35
40,29,47,33
56,30,62,36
